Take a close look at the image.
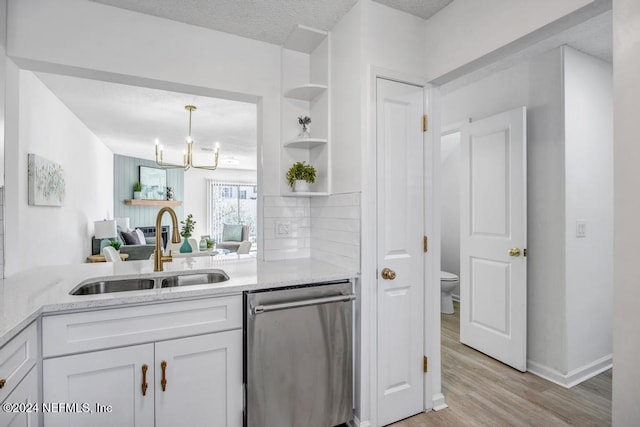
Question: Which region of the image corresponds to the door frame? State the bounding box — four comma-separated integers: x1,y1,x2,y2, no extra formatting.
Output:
359,66,444,427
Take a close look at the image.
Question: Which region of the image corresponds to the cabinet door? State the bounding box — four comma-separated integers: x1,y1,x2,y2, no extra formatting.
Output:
43,344,154,427
0,368,39,427
155,331,243,427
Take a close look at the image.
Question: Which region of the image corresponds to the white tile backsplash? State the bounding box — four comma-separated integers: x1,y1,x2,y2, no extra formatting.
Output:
311,192,361,271
262,196,311,261
262,192,361,270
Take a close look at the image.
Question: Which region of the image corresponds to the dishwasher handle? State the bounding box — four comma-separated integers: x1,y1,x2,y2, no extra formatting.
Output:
251,294,355,315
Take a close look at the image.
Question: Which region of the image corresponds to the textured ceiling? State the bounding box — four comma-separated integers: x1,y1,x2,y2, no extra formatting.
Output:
90,0,452,45
372,0,453,20
36,72,257,170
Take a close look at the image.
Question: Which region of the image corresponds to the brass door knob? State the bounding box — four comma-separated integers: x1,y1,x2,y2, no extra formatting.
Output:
508,248,521,257
381,268,396,280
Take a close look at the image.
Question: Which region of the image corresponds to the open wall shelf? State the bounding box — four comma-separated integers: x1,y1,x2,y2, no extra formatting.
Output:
283,137,328,149
284,84,327,101
124,199,182,206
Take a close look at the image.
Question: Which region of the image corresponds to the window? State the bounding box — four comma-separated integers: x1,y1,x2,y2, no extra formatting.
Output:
207,180,257,247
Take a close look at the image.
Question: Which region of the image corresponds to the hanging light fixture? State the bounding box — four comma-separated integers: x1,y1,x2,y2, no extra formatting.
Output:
154,105,220,170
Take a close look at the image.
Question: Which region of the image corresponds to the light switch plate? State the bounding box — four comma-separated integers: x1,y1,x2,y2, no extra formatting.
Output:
576,220,587,238
275,220,291,238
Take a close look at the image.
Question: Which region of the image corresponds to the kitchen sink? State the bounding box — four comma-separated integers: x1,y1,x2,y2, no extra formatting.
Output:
161,271,230,288
70,278,156,295
70,269,230,295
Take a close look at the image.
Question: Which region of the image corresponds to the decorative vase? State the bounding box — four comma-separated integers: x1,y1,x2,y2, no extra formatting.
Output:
199,237,207,251
298,124,311,138
133,191,143,199
294,180,311,192
180,238,192,253
166,187,174,201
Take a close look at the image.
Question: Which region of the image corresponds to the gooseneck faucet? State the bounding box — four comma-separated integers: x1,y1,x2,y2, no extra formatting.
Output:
154,207,182,272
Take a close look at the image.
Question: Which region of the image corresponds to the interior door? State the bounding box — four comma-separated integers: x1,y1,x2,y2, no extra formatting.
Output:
376,77,424,425
459,107,527,372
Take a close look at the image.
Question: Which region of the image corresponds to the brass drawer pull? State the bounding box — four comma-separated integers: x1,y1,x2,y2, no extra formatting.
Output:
0,379,6,389
161,360,167,391
141,364,148,396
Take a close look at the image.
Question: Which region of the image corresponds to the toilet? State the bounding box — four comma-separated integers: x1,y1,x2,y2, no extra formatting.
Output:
440,270,459,314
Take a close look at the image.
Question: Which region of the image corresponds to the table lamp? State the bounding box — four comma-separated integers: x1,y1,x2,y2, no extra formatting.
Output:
94,220,117,254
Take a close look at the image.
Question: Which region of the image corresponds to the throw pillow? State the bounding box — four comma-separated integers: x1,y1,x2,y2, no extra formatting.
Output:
134,229,146,245
120,230,141,245
222,224,244,242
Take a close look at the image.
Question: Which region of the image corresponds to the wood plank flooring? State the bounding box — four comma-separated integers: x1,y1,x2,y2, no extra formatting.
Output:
390,302,612,427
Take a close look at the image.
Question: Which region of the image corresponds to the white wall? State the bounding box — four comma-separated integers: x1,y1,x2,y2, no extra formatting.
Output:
563,47,613,374
612,0,640,423
441,46,613,384
423,0,595,81
5,0,282,269
183,168,256,240
442,48,567,374
5,71,113,275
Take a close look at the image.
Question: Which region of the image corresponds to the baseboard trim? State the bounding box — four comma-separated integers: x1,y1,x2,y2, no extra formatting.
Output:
348,416,370,427
432,393,448,411
527,354,612,388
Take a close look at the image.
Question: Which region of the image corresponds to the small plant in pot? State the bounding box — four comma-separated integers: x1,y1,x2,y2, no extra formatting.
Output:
286,161,316,192
133,181,143,199
179,214,196,253
109,240,122,252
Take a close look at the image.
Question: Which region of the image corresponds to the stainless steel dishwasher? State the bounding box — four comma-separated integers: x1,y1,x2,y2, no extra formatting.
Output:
245,280,355,427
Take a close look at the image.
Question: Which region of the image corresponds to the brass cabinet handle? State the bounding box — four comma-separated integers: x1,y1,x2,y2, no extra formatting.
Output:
0,379,6,389
381,268,396,280
161,360,167,392
508,248,521,257
141,364,148,396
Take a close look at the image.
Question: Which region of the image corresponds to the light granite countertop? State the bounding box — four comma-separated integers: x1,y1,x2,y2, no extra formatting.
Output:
0,255,358,347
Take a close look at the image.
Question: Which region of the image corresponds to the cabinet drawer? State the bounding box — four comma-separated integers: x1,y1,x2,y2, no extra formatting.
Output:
0,323,38,402
43,296,242,357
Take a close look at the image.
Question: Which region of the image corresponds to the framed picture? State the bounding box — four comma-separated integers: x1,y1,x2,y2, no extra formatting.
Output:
28,154,66,206
139,166,167,200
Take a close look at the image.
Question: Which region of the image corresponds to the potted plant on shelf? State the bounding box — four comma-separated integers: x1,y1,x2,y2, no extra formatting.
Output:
133,181,143,199
286,161,316,192
298,116,311,138
179,214,196,253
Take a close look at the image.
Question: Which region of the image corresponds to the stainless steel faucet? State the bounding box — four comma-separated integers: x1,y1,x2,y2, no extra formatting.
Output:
153,207,182,272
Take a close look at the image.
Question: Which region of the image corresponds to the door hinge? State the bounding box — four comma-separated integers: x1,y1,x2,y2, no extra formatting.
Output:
423,356,428,373
423,236,428,253
523,248,527,257
422,114,428,132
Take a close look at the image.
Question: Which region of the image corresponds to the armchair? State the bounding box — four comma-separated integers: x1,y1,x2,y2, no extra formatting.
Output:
216,224,250,253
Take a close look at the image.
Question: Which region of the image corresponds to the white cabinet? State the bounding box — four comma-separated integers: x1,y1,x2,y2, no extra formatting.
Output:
0,368,39,427
43,344,155,427
43,296,243,427
0,322,39,427
281,25,331,196
155,331,242,427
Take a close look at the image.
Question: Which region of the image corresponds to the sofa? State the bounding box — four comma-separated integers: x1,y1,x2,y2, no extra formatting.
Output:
92,225,169,260
216,224,251,253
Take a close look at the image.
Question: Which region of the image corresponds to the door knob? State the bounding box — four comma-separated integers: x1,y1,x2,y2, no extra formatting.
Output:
508,248,521,257
381,268,396,280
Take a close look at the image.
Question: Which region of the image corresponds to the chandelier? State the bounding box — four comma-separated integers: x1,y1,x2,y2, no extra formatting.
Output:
154,105,220,170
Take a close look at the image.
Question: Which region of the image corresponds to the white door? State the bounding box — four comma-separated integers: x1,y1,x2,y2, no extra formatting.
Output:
43,344,155,427
459,107,527,372
155,331,243,427
376,77,424,425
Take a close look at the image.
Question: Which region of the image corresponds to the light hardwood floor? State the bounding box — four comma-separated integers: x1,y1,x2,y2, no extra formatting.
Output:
391,301,612,427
